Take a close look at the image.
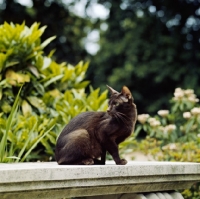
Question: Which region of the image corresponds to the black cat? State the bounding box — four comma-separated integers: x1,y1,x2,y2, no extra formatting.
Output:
55,85,137,165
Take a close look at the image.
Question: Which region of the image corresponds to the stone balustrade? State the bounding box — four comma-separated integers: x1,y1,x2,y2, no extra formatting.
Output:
0,161,200,199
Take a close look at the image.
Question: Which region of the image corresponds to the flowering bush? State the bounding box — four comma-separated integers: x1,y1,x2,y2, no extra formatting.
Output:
136,88,200,198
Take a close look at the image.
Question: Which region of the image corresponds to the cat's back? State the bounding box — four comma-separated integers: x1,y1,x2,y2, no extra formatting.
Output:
60,111,107,135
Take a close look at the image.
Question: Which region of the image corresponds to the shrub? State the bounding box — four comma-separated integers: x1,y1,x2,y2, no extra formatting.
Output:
0,22,108,162
125,88,200,199
136,88,200,162
0,87,56,162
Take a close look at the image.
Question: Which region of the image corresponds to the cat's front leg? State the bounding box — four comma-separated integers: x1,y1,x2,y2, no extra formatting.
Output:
100,148,106,165
117,159,127,165
112,151,127,165
104,139,127,165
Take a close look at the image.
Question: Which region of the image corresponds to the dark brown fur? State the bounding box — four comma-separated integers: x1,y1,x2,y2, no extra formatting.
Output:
55,86,137,165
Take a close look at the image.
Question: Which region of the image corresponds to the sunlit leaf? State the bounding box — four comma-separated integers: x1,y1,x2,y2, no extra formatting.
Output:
28,65,40,78
0,86,21,162
40,36,56,49
0,53,9,73
5,61,19,68
27,96,46,110
0,88,2,100
22,100,32,117
74,81,90,89
6,70,30,85
20,118,56,162
44,74,64,87
1,101,12,113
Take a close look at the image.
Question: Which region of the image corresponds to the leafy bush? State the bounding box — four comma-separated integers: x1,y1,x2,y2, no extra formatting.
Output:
127,88,200,199
0,22,108,162
0,87,56,162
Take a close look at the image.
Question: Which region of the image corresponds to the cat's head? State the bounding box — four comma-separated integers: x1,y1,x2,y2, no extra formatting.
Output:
106,85,136,116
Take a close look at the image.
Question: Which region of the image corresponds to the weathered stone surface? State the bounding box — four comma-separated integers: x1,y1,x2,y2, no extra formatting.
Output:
78,192,185,199
0,161,199,199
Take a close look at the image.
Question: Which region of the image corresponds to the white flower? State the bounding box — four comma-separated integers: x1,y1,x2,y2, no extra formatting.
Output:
157,110,169,117
137,114,150,124
150,121,161,127
191,107,200,115
164,124,176,133
174,88,184,99
148,118,161,127
184,89,194,95
174,92,184,99
175,88,182,93
197,134,200,138
188,95,199,103
148,117,157,123
162,143,177,150
169,143,177,150
183,112,191,119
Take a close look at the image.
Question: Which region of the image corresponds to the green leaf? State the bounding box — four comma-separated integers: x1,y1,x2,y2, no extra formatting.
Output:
22,100,32,117
44,74,64,87
74,81,90,89
5,61,19,68
0,88,2,100
48,49,56,58
20,118,56,162
0,53,7,72
40,36,56,49
42,57,52,70
0,86,22,162
16,121,37,162
1,101,12,113
134,125,142,137
6,156,20,160
27,96,46,111
185,119,195,134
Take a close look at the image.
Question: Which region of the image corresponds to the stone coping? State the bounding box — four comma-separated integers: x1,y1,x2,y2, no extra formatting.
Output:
0,161,200,199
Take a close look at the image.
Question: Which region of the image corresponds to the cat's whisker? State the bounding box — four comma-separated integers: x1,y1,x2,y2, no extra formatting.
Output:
115,112,129,126
113,113,121,123
117,112,131,121
116,112,132,129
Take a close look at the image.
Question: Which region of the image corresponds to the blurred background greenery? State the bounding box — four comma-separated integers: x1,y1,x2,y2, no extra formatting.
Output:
1,0,199,114
0,1,200,197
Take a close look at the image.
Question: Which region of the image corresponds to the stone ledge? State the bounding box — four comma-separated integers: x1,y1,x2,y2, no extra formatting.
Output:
0,161,199,199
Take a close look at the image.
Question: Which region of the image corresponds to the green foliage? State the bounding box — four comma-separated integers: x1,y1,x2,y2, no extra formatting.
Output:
1,0,200,116
0,86,56,162
0,86,22,162
0,0,94,64
55,87,108,125
124,88,200,198
0,22,108,162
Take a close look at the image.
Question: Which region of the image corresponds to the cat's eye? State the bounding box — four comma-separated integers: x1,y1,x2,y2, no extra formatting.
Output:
115,102,120,106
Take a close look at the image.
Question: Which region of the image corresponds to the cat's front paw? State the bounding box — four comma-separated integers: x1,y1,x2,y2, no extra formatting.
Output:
82,158,94,165
116,159,127,165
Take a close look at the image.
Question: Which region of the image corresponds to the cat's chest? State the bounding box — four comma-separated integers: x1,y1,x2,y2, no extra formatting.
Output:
118,126,132,136
109,123,133,138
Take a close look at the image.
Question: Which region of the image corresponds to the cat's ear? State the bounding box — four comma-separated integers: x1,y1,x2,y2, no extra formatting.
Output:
106,85,119,95
120,86,133,102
